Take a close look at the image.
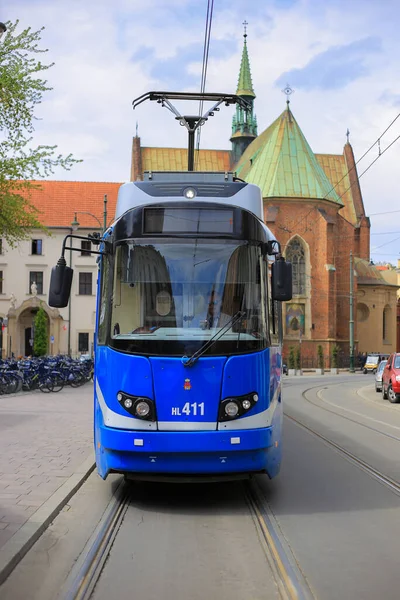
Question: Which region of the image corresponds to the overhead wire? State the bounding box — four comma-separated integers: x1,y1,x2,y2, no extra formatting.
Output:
322,112,400,201
195,0,215,171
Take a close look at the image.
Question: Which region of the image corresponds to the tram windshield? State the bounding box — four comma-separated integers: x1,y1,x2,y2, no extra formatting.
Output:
105,238,268,356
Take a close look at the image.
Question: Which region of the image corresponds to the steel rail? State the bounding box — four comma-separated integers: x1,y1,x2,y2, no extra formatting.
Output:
61,483,129,600
244,480,315,600
286,413,400,497
298,382,400,444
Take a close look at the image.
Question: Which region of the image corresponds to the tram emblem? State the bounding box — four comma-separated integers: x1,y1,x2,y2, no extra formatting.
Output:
184,378,191,391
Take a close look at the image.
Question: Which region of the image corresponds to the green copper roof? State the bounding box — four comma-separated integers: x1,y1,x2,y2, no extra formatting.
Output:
235,107,343,204
236,36,255,98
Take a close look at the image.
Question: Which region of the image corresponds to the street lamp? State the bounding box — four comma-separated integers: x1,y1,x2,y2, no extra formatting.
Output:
71,195,108,233
71,211,102,232
0,23,7,40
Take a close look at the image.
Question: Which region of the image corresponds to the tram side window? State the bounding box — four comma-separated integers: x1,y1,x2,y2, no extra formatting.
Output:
98,255,111,345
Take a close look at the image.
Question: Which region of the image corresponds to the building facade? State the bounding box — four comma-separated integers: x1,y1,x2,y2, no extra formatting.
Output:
1,182,120,358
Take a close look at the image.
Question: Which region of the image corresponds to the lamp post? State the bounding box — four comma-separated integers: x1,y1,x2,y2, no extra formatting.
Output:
68,197,108,356
71,211,102,231
71,195,108,233
0,23,7,40
349,251,355,373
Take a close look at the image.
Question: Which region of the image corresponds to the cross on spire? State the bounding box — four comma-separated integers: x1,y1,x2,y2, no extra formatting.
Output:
243,20,248,38
346,128,350,143
282,84,294,106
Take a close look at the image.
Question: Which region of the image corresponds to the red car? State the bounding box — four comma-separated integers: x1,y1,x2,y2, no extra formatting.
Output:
382,353,400,403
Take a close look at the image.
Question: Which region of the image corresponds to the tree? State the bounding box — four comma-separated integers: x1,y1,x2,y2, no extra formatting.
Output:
0,20,80,244
33,306,48,356
317,344,324,370
288,346,295,369
295,345,301,371
332,345,339,368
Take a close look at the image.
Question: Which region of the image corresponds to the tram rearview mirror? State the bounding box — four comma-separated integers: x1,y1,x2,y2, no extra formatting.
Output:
49,263,73,308
271,258,292,301
263,240,281,256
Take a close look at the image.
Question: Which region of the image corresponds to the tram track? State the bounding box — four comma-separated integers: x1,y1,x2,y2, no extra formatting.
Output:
285,412,400,497
61,482,129,600
245,480,314,600
297,382,400,444
60,475,314,600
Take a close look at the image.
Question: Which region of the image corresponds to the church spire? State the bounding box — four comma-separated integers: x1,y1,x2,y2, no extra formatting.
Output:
236,21,255,98
231,22,258,167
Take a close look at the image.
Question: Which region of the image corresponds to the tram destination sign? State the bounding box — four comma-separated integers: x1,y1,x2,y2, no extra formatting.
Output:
143,207,234,234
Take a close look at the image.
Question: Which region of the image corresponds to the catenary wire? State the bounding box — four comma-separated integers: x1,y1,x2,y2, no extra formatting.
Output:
195,0,214,170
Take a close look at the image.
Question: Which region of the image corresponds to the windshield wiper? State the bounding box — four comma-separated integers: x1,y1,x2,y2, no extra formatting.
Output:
182,311,245,368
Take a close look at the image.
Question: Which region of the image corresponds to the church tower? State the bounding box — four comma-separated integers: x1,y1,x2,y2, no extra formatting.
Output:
230,22,258,166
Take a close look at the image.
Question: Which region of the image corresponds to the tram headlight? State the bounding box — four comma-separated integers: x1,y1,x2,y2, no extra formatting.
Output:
116,391,155,421
183,187,196,199
135,400,151,418
225,401,239,418
218,392,259,422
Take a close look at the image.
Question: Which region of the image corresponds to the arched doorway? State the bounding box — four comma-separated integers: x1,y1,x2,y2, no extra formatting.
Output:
7,297,63,357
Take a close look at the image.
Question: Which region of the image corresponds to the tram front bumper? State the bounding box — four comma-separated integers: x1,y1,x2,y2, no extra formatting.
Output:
95,424,281,479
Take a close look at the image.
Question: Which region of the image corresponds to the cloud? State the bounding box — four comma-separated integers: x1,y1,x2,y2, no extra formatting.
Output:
276,37,382,91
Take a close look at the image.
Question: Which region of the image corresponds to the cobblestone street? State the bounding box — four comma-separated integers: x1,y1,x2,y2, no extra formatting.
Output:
0,385,93,549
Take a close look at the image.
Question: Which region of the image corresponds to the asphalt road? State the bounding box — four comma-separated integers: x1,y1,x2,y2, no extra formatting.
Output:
2,374,400,600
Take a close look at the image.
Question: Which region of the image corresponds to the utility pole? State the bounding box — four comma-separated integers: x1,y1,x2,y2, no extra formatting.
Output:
103,194,108,233
349,251,355,373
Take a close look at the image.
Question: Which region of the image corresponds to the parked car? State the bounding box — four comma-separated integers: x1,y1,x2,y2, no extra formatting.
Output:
382,353,400,403
375,360,387,392
363,353,390,374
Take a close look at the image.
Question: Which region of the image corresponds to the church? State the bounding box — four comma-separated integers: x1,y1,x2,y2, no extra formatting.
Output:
130,30,399,366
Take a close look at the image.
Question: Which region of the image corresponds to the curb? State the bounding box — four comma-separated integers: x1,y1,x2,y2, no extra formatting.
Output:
0,454,96,586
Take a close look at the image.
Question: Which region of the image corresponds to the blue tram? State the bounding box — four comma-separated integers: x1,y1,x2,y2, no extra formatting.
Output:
49,170,292,480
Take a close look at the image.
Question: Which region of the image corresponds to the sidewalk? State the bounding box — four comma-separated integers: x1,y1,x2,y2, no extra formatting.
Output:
0,385,94,557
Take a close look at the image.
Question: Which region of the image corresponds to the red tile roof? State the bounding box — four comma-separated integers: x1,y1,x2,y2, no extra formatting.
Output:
24,180,122,228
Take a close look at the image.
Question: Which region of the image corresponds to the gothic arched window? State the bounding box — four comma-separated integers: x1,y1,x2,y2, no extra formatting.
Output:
286,238,306,296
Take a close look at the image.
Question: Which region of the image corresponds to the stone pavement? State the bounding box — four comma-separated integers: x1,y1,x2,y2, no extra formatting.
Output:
0,384,93,551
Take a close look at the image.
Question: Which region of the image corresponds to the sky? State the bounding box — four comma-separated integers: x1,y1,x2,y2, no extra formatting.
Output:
4,0,400,265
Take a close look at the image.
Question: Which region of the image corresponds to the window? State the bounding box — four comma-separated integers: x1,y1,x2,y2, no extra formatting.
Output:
31,239,42,255
285,238,306,295
78,332,89,353
383,305,391,343
79,272,92,295
0,271,3,294
0,239,3,255
29,271,43,295
81,240,92,256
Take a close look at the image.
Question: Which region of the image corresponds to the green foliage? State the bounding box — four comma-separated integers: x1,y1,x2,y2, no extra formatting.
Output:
33,306,47,356
332,345,339,368
0,20,81,244
317,345,324,369
288,346,295,369
295,346,301,370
